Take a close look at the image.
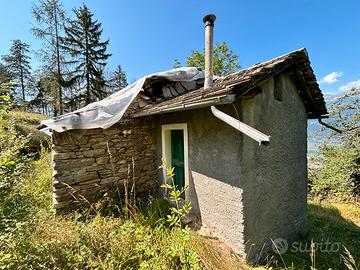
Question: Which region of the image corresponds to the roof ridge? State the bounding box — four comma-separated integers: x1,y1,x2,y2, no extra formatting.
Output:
219,48,307,81
134,48,327,119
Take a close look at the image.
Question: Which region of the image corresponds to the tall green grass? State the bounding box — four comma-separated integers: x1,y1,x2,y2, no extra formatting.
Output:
0,151,205,269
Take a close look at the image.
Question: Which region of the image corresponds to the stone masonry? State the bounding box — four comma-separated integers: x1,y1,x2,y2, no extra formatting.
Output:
52,117,157,213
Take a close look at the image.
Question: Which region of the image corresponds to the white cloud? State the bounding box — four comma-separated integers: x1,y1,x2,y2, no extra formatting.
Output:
339,80,360,92
318,71,343,84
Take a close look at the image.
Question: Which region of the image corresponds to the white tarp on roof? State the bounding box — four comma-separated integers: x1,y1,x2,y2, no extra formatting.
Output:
41,67,204,133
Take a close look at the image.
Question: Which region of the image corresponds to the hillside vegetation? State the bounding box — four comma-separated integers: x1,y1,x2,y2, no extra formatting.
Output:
0,111,359,270
0,111,245,269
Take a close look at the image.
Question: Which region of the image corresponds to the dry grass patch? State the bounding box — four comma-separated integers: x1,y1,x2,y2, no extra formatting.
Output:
8,110,47,124
334,202,360,227
30,213,80,246
189,234,250,270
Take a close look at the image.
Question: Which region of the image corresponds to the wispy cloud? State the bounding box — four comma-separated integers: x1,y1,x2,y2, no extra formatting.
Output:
339,80,360,91
318,71,343,84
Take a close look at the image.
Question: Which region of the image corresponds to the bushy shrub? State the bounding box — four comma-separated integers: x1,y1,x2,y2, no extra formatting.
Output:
0,198,202,269
15,123,50,154
309,144,359,198
0,112,32,230
309,87,359,200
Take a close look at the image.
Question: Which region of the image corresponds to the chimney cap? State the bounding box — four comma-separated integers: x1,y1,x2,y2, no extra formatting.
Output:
203,14,216,25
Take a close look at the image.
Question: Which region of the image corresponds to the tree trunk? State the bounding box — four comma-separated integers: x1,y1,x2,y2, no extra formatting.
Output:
54,7,63,115
85,30,90,104
19,55,25,101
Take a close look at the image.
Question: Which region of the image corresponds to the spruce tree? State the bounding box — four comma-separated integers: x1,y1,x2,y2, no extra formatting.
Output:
28,70,56,115
1,40,31,101
61,4,111,105
0,63,12,83
109,65,128,91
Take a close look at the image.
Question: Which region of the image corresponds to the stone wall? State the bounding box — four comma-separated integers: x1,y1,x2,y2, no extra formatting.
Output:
52,117,157,213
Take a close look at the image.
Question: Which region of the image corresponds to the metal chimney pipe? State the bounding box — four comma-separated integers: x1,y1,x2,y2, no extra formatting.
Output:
203,14,216,89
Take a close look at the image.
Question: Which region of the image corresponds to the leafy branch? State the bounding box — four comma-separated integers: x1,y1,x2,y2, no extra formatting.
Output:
159,158,192,228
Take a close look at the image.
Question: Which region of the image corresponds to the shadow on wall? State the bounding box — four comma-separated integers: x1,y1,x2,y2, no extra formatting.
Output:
187,166,202,228
156,104,246,256
187,105,243,189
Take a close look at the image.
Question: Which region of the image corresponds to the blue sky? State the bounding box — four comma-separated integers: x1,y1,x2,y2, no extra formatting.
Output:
1,0,360,95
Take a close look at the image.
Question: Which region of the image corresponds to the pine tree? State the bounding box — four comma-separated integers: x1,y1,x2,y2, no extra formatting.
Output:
61,4,111,105
1,40,31,101
32,0,66,115
109,65,128,92
28,70,56,115
93,67,107,97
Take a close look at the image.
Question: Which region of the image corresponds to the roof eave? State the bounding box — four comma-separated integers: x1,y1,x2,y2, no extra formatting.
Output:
133,93,236,117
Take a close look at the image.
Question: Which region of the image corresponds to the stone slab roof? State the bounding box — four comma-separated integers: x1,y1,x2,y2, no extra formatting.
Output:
133,48,327,119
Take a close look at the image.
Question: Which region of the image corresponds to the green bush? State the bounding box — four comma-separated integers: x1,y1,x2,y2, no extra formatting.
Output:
309,87,360,200
309,144,359,198
0,111,32,230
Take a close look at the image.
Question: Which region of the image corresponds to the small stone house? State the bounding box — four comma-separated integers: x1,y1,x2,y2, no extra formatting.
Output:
42,48,327,261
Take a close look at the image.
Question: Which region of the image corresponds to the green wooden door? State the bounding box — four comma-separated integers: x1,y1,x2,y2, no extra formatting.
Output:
171,130,185,190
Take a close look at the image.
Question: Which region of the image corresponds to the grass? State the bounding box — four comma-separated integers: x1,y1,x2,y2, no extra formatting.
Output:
265,201,360,270
190,234,249,270
1,152,205,269
334,203,360,226
7,110,48,125
1,150,359,269
189,200,360,270
4,110,51,153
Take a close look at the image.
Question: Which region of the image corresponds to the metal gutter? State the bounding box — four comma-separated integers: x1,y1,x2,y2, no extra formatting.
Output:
135,94,236,117
211,106,270,145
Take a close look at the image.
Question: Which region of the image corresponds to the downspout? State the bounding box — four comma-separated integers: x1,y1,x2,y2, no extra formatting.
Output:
211,106,270,145
318,117,342,133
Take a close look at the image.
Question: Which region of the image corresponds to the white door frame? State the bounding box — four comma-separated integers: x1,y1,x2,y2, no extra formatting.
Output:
161,123,189,195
